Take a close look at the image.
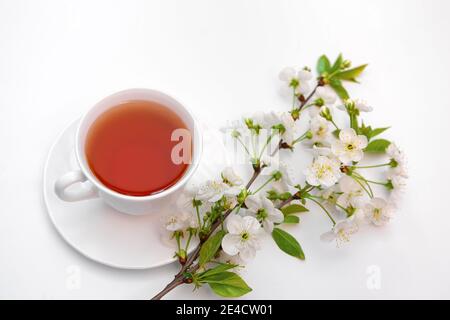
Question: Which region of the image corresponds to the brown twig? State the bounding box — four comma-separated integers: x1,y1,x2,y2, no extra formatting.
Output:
151,81,321,300
150,275,184,300
277,194,297,209
299,83,320,110
151,169,263,300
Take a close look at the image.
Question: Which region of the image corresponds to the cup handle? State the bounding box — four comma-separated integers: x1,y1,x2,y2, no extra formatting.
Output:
55,170,99,202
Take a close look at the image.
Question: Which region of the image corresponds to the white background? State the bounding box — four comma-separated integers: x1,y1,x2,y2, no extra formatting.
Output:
1,0,450,299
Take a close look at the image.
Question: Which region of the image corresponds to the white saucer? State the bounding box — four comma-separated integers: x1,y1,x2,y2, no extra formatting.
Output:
43,119,229,269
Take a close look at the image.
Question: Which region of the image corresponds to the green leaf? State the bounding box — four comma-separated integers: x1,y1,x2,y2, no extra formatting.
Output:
317,55,331,74
283,215,300,224
202,272,252,298
335,64,368,83
365,139,391,153
330,53,343,73
359,122,372,139
272,227,305,260
198,263,238,279
281,204,308,215
329,78,349,100
368,127,390,139
198,230,226,266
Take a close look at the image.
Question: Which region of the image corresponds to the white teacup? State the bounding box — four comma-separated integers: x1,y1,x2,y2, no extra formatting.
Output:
54,88,202,215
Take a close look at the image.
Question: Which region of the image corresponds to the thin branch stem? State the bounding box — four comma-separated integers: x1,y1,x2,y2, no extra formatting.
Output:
236,136,251,156
352,163,391,169
331,119,339,130
277,195,295,209
352,172,375,196
184,231,193,252
354,173,387,186
152,168,262,300
245,169,261,189
291,87,297,111
292,131,310,145
251,176,275,194
300,84,319,110
351,175,374,198
306,197,336,225
258,132,276,159
195,205,202,229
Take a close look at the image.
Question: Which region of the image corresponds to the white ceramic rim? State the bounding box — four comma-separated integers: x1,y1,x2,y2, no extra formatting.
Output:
75,88,203,201
43,119,187,269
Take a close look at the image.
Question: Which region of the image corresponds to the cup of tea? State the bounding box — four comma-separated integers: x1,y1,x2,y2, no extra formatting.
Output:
54,88,202,215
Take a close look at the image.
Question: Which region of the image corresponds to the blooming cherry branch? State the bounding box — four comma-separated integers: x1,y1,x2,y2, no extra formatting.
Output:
151,53,407,299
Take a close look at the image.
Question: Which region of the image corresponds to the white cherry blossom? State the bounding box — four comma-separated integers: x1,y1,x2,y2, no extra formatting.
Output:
308,145,333,157
279,67,312,95
196,180,241,203
245,194,284,233
164,211,190,232
320,219,358,245
221,167,243,186
309,86,337,117
262,158,294,186
222,215,262,262
337,175,364,209
310,115,331,144
304,156,341,187
331,128,368,164
387,143,408,178
364,197,393,226
279,112,296,146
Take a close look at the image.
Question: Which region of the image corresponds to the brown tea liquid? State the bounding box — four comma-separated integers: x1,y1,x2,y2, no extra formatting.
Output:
85,100,190,196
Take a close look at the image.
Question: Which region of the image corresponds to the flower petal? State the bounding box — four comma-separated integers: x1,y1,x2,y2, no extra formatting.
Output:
270,208,284,224
226,214,244,234
242,215,261,233
261,196,275,211
222,234,241,256
356,135,368,149
279,67,296,82
262,220,274,233
320,231,336,242
245,194,261,212
339,128,356,142
239,246,256,262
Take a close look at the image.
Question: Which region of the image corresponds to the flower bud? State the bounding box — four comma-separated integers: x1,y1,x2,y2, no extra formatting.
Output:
231,129,241,138
320,107,332,121
192,199,202,207
280,141,293,150
385,180,394,190
389,158,398,168
177,249,187,265
183,274,194,284
341,60,351,69
291,108,300,120
314,98,325,107
272,171,282,181
244,118,254,130
199,231,208,243
237,189,248,205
